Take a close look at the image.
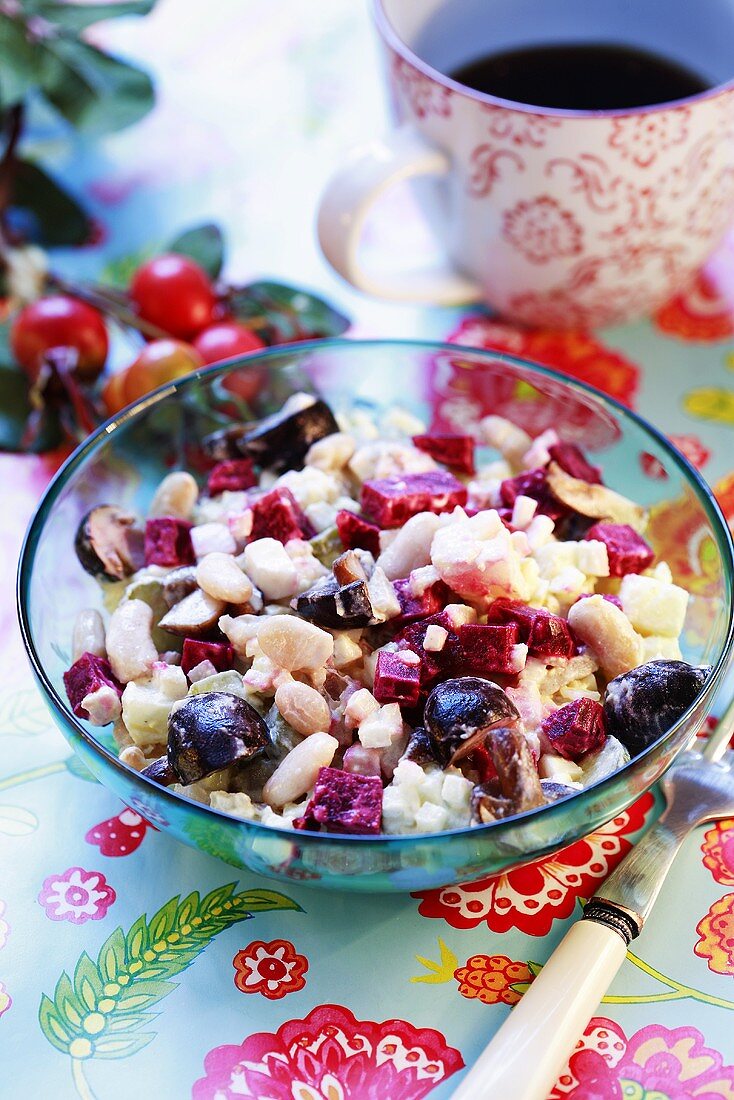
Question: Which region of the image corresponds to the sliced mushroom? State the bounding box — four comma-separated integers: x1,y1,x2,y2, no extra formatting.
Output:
546,462,646,530
75,505,144,581
168,691,269,784
400,726,440,768
423,677,520,767
540,779,579,802
333,549,368,586
472,726,544,822
295,575,373,629
141,756,177,787
239,397,339,472
162,565,199,608
158,589,225,636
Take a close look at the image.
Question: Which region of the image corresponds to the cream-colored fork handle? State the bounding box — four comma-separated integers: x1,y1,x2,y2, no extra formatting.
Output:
451,920,627,1100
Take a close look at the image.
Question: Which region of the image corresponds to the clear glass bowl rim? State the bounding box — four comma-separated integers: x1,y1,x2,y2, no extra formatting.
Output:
16,336,734,846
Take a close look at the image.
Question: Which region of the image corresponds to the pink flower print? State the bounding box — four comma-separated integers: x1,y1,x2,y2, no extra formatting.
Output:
503,196,583,263
482,104,563,147
193,1003,464,1100
38,867,116,924
609,108,690,168
0,981,10,1019
391,54,452,119
0,900,8,949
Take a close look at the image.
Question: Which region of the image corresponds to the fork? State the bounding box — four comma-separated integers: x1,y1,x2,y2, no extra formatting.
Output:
452,693,734,1100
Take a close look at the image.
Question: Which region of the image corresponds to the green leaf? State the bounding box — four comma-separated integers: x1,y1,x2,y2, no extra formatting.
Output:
100,246,155,288
64,753,99,783
12,159,92,247
38,36,155,134
92,1032,156,1059
148,896,179,943
32,0,155,33
115,979,175,1013
39,994,72,1053
74,953,103,1012
200,882,236,916
0,15,39,107
175,891,199,929
237,889,303,914
126,914,149,961
105,1011,158,1034
98,928,126,984
0,804,38,836
228,280,350,344
0,688,51,737
167,224,224,279
54,972,83,1031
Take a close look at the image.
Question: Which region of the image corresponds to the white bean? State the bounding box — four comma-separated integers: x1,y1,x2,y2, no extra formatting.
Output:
119,745,147,771
262,732,338,808
274,681,331,736
196,553,253,604
106,599,158,683
568,594,642,680
305,432,355,472
72,608,106,661
257,615,333,671
149,471,199,520
377,512,443,581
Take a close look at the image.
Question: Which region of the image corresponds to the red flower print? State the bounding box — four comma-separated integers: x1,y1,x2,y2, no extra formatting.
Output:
668,433,711,470
85,808,152,857
193,1003,464,1100
639,452,668,480
233,938,308,1000
551,1016,734,1099
391,55,452,120
0,980,10,1020
694,894,734,975
38,867,116,925
481,105,562,147
609,108,690,168
503,196,583,263
714,472,734,532
415,793,653,936
454,955,533,1006
654,268,734,342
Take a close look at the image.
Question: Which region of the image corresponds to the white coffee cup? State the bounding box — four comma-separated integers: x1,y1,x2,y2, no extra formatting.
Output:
318,0,734,327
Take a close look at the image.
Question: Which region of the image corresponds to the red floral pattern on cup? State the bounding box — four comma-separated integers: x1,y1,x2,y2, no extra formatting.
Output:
85,808,152,857
38,867,116,925
609,108,690,168
414,793,653,936
233,938,308,1000
550,1016,734,1098
391,55,452,120
503,196,583,263
481,104,562,147
192,1003,464,1100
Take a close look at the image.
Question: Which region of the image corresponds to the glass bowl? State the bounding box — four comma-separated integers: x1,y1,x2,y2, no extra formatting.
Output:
17,339,734,893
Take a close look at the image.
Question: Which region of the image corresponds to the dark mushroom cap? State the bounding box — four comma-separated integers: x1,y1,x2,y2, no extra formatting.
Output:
75,505,144,581
168,691,269,785
237,398,339,472
424,677,520,766
141,756,177,787
603,659,711,756
295,575,373,629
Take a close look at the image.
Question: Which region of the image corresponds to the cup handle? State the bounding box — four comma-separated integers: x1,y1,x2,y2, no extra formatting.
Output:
317,127,482,305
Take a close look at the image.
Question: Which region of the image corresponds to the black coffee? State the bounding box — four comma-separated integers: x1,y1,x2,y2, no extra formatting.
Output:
449,43,710,110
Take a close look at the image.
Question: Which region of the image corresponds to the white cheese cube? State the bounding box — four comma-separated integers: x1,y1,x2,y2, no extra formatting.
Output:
414,802,449,832
243,538,298,600
620,574,689,637
122,664,188,747
441,771,473,811
191,522,237,557
358,702,403,749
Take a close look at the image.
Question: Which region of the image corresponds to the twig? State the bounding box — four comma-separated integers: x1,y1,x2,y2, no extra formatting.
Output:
47,271,171,340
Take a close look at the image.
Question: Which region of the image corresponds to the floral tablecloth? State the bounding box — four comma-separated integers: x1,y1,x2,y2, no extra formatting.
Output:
3,2,734,1097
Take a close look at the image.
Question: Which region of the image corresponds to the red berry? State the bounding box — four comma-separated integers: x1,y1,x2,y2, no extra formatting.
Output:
102,339,202,415
11,295,108,381
193,321,265,364
129,254,216,339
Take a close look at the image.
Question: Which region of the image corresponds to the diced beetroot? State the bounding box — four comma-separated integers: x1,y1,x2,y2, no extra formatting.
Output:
548,442,602,484
335,510,381,557
374,650,421,706
576,592,623,610
294,766,383,834
487,599,575,659
499,468,567,522
145,517,195,567
451,623,520,676
584,522,654,577
250,487,315,543
361,471,468,528
392,577,452,625
412,433,476,475
207,458,257,495
181,638,235,677
541,699,607,760
63,652,122,720
394,611,459,690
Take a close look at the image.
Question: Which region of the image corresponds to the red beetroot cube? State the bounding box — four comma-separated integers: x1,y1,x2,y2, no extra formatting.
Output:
295,766,383,834
181,638,235,677
452,623,520,676
584,522,654,577
499,468,567,522
548,442,602,484
394,611,459,689
250,487,315,543
207,458,256,495
412,433,476,475
63,652,122,720
361,471,468,528
392,577,452,624
145,517,195,567
335,510,381,557
487,599,575,659
374,650,421,706
541,699,607,760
